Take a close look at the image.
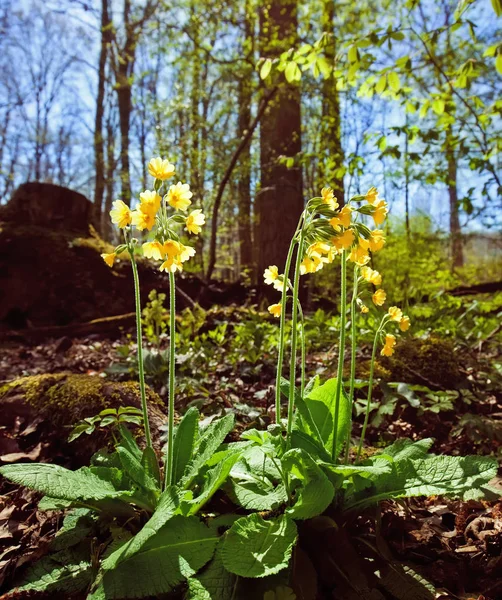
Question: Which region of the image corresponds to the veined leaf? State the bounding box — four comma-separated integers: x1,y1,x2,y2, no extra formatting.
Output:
282,449,334,520
221,514,297,578
172,407,200,485
11,549,91,595
102,486,178,571
230,480,287,511
141,446,161,488
0,463,128,502
344,454,498,511
116,446,158,493
118,425,142,461
186,547,237,600
95,515,217,598
260,58,272,80
181,414,235,489
185,451,240,515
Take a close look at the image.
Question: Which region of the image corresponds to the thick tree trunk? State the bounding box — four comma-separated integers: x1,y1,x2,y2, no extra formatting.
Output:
94,0,110,225
117,74,133,205
318,0,344,205
257,0,303,286
446,137,463,268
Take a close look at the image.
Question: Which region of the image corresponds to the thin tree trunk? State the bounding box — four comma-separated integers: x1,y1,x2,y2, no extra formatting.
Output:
257,0,303,288
318,0,344,205
446,134,463,268
94,0,110,225
102,116,116,239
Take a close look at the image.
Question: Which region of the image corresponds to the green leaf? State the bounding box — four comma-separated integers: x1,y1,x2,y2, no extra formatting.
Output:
141,446,161,488
348,45,358,63
290,430,332,463
260,58,272,80
344,455,498,511
285,61,300,83
375,74,387,94
491,0,502,16
102,486,178,571
388,71,400,91
116,446,158,493
432,98,445,115
282,449,334,519
496,53,502,75
295,378,350,459
231,480,287,511
185,451,240,515
118,425,142,461
186,548,237,600
13,549,91,595
172,407,200,484
181,414,235,489
221,514,297,578
0,464,128,502
96,515,218,598
51,509,95,551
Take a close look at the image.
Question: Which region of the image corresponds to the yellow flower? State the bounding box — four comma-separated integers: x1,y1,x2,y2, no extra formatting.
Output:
110,200,132,228
148,157,175,181
264,265,279,285
160,256,183,273
300,254,326,275
372,288,386,306
321,187,339,211
163,239,182,258
178,243,196,263
131,209,156,231
360,266,382,286
268,303,282,318
307,242,331,257
388,306,403,322
380,333,396,356
368,229,385,252
365,186,380,205
329,206,352,231
348,245,370,266
185,209,205,234
167,182,193,212
139,190,161,218
101,252,115,267
332,228,355,251
360,303,369,314
372,200,388,226
142,241,164,261
399,315,411,332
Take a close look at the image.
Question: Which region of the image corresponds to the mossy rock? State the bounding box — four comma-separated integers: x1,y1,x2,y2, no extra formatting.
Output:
0,373,166,467
380,335,463,389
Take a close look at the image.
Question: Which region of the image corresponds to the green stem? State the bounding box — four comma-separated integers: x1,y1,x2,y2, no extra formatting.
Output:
129,247,152,449
344,265,359,464
286,228,305,443
297,301,306,398
356,315,388,463
331,250,347,462
165,271,176,487
275,216,303,424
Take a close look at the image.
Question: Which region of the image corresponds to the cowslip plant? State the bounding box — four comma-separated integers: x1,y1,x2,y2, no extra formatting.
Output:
0,174,498,599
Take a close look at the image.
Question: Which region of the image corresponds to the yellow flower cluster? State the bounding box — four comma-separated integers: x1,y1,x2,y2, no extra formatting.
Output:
102,157,205,273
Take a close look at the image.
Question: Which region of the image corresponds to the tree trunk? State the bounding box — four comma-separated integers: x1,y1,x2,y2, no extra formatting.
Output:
237,4,254,274
117,69,133,205
257,0,303,285
94,0,110,225
446,137,463,269
318,0,344,206
102,115,116,239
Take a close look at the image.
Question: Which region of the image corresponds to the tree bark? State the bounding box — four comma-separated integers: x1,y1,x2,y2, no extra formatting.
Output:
94,0,111,224
257,0,303,286
318,0,344,206
446,136,463,269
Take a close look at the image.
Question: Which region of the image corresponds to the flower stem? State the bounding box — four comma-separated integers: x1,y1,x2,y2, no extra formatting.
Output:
275,216,303,424
129,247,152,449
356,315,387,463
286,228,305,443
344,265,359,464
165,271,176,487
331,250,347,462
297,300,306,398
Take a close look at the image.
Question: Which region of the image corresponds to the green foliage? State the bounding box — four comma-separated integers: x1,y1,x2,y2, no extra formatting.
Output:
69,406,143,442
142,289,168,346
221,514,297,578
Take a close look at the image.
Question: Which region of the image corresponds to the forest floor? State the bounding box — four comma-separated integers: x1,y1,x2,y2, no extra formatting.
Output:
0,315,501,600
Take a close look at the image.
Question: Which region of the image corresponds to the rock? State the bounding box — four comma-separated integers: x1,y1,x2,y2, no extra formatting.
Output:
0,182,97,234
0,373,166,468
